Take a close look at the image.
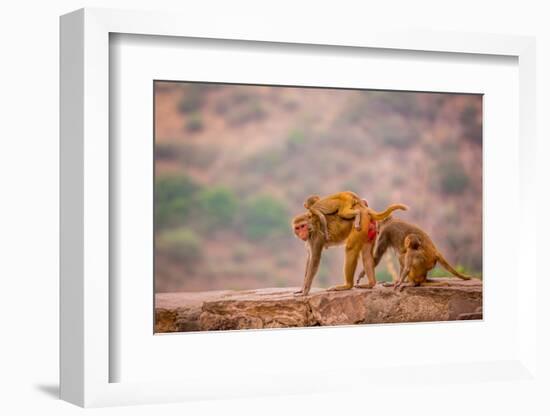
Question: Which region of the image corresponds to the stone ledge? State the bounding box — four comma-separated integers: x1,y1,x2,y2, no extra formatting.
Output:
155,278,482,332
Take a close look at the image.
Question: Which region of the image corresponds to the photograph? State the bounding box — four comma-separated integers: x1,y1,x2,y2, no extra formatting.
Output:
153,81,483,333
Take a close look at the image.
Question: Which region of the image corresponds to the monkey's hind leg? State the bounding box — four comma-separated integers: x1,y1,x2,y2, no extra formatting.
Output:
328,237,361,292
355,239,377,289
355,270,365,286
337,206,362,230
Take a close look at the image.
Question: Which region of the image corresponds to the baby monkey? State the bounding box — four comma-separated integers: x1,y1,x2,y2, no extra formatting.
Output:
394,233,453,290
304,191,366,241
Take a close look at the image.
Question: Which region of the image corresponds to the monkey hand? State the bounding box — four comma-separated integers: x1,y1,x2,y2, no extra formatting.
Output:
294,289,309,297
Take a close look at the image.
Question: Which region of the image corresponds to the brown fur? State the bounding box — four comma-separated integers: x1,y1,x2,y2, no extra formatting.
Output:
292,203,408,296
356,216,473,287
303,191,366,240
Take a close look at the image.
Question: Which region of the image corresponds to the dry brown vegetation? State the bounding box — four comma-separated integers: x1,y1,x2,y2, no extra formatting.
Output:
155,82,482,292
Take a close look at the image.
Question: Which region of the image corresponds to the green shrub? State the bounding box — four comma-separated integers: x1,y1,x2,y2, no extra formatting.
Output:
196,187,238,229
157,228,203,266
274,276,288,287
155,174,200,229
185,113,204,132
242,195,289,240
227,101,266,125
245,151,281,174
428,265,468,278
216,90,267,126
438,161,470,194
428,267,448,277
316,263,330,287
177,85,205,114
286,129,306,151
375,269,393,283
155,142,180,161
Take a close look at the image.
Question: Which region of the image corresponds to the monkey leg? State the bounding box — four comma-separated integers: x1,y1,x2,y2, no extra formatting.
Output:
356,270,365,285
337,206,362,230
355,240,377,289
393,265,410,291
328,236,362,291
373,232,390,268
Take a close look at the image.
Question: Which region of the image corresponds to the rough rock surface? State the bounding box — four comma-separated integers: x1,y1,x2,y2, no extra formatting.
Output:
155,278,482,332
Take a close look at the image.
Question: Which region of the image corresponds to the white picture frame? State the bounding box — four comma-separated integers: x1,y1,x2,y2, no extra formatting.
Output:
60,7,538,408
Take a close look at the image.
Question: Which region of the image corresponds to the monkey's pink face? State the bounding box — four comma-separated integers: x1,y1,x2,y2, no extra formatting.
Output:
294,221,309,241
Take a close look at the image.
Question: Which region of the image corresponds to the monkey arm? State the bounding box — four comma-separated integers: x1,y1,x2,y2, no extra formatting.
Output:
309,207,330,240
353,231,388,283
295,235,324,296
395,254,411,289
304,248,311,279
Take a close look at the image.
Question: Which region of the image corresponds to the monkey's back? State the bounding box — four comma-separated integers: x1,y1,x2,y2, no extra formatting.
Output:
380,218,438,258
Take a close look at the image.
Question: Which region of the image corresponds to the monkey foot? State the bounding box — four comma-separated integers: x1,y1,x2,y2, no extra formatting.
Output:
327,284,353,291
393,284,406,292
354,283,376,289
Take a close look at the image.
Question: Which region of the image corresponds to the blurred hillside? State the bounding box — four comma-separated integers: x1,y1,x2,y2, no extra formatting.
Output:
154,82,482,293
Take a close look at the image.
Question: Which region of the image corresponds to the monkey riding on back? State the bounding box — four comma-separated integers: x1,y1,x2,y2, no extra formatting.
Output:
292,191,408,296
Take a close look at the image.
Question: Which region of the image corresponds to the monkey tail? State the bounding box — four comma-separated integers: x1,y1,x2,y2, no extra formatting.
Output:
436,252,473,280
367,204,408,221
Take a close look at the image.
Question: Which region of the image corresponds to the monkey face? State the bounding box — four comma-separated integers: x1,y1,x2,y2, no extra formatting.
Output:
294,221,309,241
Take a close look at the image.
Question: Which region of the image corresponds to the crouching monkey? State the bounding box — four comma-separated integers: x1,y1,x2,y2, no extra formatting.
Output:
356,216,475,289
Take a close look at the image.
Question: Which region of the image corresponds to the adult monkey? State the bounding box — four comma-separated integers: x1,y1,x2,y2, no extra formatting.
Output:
292,203,407,296
356,216,474,288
